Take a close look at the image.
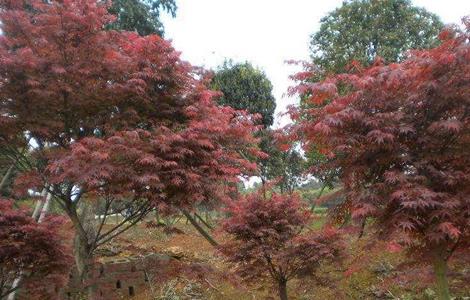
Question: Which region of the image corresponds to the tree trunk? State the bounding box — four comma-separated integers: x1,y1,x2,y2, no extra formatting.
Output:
433,253,451,300
358,218,366,239
73,230,98,299
278,279,288,300
310,183,327,212
73,231,92,280
37,192,52,223
194,212,213,229
6,275,22,300
68,200,99,299
181,209,218,246
0,165,14,194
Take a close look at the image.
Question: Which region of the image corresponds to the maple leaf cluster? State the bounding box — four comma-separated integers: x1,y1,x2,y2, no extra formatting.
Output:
290,20,470,261
0,200,72,299
220,188,344,297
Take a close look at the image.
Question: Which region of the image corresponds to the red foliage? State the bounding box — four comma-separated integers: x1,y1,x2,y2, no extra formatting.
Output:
0,0,261,284
220,189,344,298
44,100,259,208
0,0,260,203
0,200,72,299
290,21,470,264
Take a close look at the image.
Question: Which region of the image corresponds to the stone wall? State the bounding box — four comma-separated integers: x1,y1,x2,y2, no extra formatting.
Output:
60,253,172,300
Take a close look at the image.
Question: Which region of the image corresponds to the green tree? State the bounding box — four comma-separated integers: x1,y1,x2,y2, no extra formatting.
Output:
211,61,276,127
258,130,305,194
310,0,443,74
210,61,304,192
108,0,177,36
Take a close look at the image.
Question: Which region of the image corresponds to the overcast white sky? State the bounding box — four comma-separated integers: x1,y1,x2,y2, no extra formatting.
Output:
161,0,470,127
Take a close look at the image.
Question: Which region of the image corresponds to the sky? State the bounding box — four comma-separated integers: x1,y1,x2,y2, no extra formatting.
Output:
161,0,470,127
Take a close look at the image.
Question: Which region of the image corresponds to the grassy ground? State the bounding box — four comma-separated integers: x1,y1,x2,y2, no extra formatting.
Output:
96,212,469,300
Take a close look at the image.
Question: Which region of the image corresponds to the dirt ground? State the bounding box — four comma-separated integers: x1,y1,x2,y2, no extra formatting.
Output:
95,217,470,300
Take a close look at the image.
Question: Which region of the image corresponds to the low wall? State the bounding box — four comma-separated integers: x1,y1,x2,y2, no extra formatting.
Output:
62,253,172,300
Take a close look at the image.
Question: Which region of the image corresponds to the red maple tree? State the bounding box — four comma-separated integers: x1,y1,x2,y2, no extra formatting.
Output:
290,20,470,299
220,189,344,300
0,0,261,288
0,199,72,299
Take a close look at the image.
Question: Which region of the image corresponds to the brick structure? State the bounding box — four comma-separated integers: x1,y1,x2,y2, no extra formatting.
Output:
61,253,172,300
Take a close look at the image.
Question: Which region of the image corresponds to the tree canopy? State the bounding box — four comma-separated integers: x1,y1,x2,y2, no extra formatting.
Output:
0,0,260,285
310,0,443,74
292,20,470,300
211,61,276,128
108,0,177,36
221,188,343,300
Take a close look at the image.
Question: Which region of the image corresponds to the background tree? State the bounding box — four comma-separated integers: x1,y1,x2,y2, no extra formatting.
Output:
220,189,344,300
211,61,276,128
211,61,305,192
258,130,305,193
291,21,470,300
310,0,443,74
0,200,72,299
108,0,177,36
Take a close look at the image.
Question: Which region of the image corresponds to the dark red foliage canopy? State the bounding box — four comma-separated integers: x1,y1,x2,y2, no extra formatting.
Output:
220,189,344,286
0,200,72,299
47,98,260,208
290,20,470,262
0,0,261,208
0,0,262,283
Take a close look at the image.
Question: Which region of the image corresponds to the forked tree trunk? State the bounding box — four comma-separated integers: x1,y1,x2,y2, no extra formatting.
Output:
180,209,218,246
278,278,288,300
433,254,451,300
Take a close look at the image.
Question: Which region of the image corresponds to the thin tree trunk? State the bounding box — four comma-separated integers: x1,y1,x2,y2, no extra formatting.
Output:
433,253,451,300
6,275,22,300
181,209,218,246
32,189,47,221
155,210,161,224
195,212,213,229
0,165,14,194
1,138,32,195
37,192,52,223
278,279,288,300
358,218,366,239
310,183,327,212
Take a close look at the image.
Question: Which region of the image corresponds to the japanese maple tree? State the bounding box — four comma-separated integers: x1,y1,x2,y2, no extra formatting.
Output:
220,189,344,300
290,20,470,300
0,0,260,289
0,199,72,299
